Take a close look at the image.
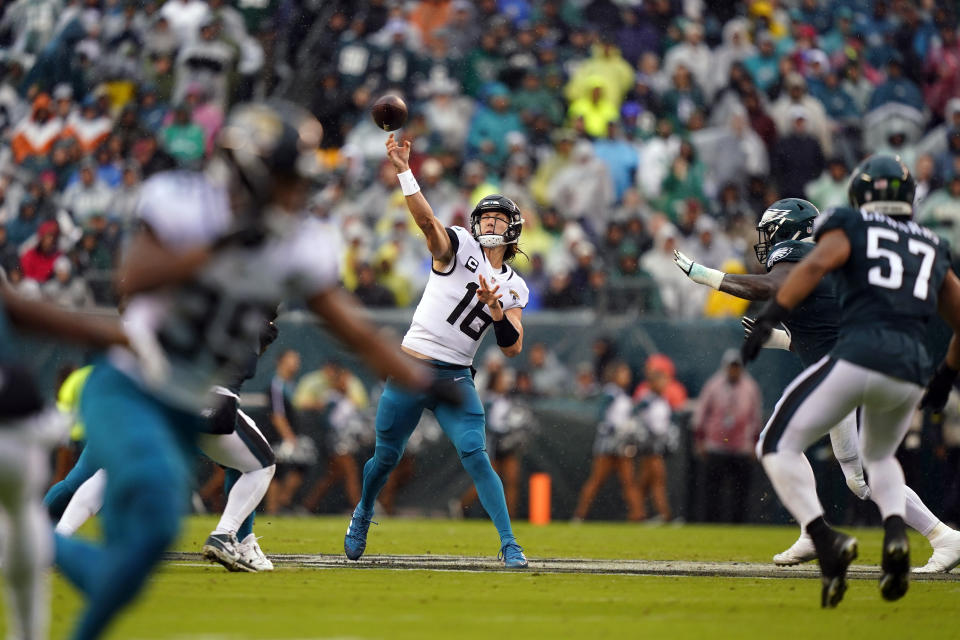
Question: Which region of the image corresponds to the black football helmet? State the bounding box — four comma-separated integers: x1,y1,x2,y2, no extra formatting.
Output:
213,100,323,207
470,194,524,247
753,198,819,263
847,154,915,218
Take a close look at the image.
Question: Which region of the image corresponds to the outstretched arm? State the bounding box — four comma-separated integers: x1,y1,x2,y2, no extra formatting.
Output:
308,288,431,390
386,134,453,265
674,249,795,300
1,286,128,348
721,262,795,300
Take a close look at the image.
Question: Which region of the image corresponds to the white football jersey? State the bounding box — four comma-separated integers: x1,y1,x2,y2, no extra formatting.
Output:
402,226,529,366
110,171,341,410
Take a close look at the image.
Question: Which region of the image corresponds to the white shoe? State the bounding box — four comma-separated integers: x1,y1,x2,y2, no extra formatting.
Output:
239,534,274,572
915,528,960,573
773,533,818,566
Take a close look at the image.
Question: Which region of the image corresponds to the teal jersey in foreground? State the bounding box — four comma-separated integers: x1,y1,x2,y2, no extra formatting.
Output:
765,239,840,368
813,206,952,384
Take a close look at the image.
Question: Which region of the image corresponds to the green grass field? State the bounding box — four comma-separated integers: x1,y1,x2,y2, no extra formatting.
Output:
6,516,960,639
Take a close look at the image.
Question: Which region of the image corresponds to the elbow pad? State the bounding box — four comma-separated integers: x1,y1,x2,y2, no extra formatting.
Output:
493,317,520,347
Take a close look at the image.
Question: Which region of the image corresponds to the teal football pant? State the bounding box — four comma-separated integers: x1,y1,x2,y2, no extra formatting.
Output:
358,364,515,545
55,362,199,640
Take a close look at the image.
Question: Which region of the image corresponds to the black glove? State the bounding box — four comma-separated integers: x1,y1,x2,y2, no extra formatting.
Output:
258,320,279,354
741,300,790,363
427,377,464,407
920,362,959,412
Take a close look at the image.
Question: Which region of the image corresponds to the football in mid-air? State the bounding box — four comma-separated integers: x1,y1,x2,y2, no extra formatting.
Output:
371,95,408,132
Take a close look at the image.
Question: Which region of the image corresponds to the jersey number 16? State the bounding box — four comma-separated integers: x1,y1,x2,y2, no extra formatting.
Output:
447,282,493,340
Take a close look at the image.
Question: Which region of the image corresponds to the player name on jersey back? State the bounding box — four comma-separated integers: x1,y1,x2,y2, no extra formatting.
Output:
402,227,529,366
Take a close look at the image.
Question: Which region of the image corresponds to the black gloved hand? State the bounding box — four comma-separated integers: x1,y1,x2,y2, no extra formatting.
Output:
920,362,959,412
741,300,790,363
258,320,279,354
427,377,464,407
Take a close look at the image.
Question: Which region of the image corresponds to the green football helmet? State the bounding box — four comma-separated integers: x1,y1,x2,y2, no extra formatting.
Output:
847,154,915,218
753,198,820,263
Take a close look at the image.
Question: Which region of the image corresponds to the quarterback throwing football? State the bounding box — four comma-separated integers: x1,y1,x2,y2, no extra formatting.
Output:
344,134,530,568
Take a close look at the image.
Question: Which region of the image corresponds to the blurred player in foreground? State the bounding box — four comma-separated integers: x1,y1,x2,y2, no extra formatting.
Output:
0,284,128,640
741,155,960,607
54,102,458,640
344,134,531,568
51,318,281,573
675,196,960,571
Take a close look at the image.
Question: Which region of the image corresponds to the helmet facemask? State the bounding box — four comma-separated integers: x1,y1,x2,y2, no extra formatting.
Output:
470,196,524,248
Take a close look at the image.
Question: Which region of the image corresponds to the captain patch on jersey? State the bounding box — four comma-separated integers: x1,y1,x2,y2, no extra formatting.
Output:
402,226,529,367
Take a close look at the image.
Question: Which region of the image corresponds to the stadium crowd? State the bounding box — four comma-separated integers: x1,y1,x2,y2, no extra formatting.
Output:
3,0,960,316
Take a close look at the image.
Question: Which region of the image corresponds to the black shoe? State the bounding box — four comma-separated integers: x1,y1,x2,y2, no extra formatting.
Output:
817,531,859,609
202,532,257,573
880,516,910,602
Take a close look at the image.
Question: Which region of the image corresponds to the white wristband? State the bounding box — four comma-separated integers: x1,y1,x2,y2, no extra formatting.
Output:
763,327,792,351
688,263,725,290
397,169,420,196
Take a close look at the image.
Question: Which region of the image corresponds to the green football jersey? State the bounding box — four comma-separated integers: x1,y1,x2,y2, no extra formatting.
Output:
813,206,952,384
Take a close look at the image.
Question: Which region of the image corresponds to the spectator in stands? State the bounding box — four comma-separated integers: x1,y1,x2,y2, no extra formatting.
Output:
62,96,111,155
869,53,924,112
20,220,62,284
466,82,524,169
564,36,634,111
162,104,206,169
743,31,780,96
266,349,305,515
61,159,115,226
174,15,237,109
923,18,960,121
662,22,710,97
693,349,762,523
108,163,142,228
528,342,568,396
353,263,396,308
547,140,614,224
0,225,20,274
41,255,93,308
11,93,62,171
567,79,618,140
573,361,645,522
660,64,706,132
6,196,42,247
160,0,211,45
423,77,474,152
805,157,850,211
913,154,940,208
920,175,960,250
770,72,831,156
772,107,824,199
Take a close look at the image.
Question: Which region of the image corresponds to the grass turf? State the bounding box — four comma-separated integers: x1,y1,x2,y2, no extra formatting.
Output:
5,516,959,639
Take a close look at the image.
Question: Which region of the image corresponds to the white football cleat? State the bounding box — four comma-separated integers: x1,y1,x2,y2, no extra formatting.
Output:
773,532,818,566
914,526,960,574
239,534,274,572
